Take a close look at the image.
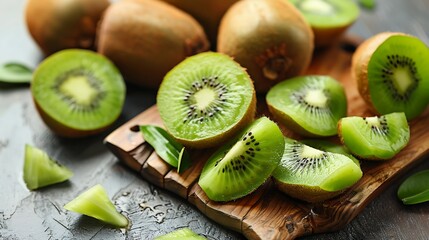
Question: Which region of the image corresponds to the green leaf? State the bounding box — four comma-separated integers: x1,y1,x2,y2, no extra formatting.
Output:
398,169,429,205
140,125,191,173
0,62,33,84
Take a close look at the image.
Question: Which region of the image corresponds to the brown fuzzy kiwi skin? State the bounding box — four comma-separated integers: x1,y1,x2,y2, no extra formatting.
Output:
25,0,109,56
96,0,210,89
313,25,352,48
217,0,314,93
351,32,408,114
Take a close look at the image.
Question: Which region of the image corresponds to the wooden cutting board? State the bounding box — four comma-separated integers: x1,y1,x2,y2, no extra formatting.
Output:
104,36,429,240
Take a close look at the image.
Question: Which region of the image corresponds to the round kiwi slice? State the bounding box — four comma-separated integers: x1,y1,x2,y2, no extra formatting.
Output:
157,52,256,149
198,117,285,202
289,0,359,47
338,112,410,160
266,75,347,137
272,137,363,203
31,49,126,138
352,32,429,120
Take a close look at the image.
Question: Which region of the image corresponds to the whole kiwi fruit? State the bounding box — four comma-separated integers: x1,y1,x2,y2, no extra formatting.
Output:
217,0,314,93
97,0,210,88
25,0,109,56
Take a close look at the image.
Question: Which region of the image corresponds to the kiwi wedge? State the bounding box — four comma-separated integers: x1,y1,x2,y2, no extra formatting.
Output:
352,32,429,120
198,117,284,202
23,144,73,190
289,0,359,47
338,112,410,160
266,75,347,137
155,228,206,240
217,0,314,93
273,137,363,203
157,52,256,149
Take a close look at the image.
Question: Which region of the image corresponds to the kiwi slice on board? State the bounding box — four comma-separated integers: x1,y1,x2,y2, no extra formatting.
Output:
272,137,363,203
157,52,256,149
155,228,206,240
289,0,359,48
338,112,410,160
266,75,347,137
31,49,126,138
352,32,429,120
198,117,285,202
301,139,360,166
23,144,73,190
217,0,314,93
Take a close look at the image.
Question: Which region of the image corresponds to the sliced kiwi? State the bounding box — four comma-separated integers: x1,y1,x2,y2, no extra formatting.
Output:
157,52,256,148
289,0,359,47
272,137,363,203
23,144,73,190
31,49,126,138
301,139,360,166
64,184,128,228
338,112,410,160
198,117,285,202
155,228,206,240
266,75,347,137
352,32,429,120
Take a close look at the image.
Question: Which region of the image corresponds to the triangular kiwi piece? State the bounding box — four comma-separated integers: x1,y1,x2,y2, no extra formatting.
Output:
23,144,73,190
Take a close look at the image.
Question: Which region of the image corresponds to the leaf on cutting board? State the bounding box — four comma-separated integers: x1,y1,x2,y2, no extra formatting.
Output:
0,62,33,84
140,125,191,173
397,169,429,205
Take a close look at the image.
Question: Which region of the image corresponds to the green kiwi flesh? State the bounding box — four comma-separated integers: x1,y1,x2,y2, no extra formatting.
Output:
155,228,206,240
301,139,360,166
272,137,362,202
23,144,73,190
31,49,126,138
365,35,429,120
338,112,410,160
266,75,347,137
198,117,285,202
157,52,256,148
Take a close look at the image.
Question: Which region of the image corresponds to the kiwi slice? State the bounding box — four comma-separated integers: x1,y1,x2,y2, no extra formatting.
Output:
352,32,429,120
155,228,206,240
301,139,360,166
266,75,347,137
289,0,359,47
338,112,410,160
157,52,256,148
272,137,363,203
198,117,284,202
64,184,128,228
31,49,126,138
23,144,73,190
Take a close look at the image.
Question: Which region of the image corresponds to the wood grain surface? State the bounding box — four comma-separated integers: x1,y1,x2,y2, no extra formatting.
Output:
104,37,429,239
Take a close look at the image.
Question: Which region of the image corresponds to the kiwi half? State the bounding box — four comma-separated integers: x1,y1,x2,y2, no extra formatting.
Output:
31,49,126,138
266,75,347,137
338,112,410,160
289,0,359,47
198,117,285,202
217,0,314,93
272,137,362,203
157,52,256,149
352,32,429,120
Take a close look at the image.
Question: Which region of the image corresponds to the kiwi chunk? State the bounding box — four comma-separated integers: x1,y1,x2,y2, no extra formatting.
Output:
64,184,128,228
23,144,73,190
198,117,284,202
157,52,256,148
266,75,347,137
155,228,206,240
31,49,126,137
338,112,410,160
273,138,362,203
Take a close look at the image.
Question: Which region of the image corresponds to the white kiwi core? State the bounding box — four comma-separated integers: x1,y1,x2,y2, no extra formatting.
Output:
194,88,216,110
392,67,413,95
365,116,381,127
301,145,324,158
304,89,328,108
59,76,98,105
300,0,334,15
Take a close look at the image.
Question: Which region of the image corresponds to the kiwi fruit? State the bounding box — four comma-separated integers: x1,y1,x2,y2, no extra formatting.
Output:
158,0,238,48
155,228,206,240
157,52,256,149
266,75,347,137
217,0,314,93
352,32,429,120
23,144,73,190
301,139,360,166
198,117,285,202
31,49,126,138
25,0,109,55
338,112,410,160
289,0,360,48
97,0,210,88
272,137,363,203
